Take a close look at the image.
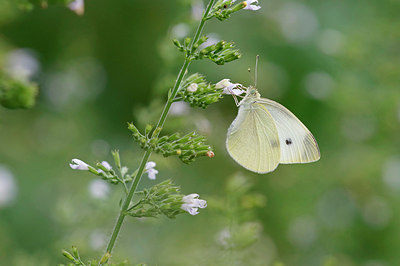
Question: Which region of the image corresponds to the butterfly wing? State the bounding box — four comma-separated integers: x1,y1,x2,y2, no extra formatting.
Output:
226,103,281,174
257,98,320,164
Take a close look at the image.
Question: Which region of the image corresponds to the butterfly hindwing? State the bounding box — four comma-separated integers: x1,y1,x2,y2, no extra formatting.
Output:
226,103,281,173
257,98,320,164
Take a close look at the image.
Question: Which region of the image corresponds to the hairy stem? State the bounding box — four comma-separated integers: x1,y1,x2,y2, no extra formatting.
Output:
100,0,217,263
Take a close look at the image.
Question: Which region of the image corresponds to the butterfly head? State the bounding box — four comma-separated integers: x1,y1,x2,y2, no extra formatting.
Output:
246,86,260,99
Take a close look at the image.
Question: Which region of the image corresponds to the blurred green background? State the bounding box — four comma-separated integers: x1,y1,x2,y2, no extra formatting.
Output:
1,0,400,265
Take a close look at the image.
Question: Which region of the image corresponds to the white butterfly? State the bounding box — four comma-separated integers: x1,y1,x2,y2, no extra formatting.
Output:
226,85,320,174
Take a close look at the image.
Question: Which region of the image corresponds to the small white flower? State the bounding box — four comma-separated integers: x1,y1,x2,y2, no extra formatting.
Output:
145,161,158,180
181,193,207,215
216,79,245,96
69,159,89,170
243,0,261,11
101,161,112,171
187,83,198,93
97,161,112,174
68,0,85,16
215,79,232,89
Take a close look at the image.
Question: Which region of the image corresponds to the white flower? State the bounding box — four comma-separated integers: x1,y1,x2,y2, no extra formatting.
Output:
68,0,85,16
97,161,112,174
145,161,158,180
243,0,261,11
181,193,207,215
101,161,112,171
69,159,89,170
187,83,198,93
216,79,245,96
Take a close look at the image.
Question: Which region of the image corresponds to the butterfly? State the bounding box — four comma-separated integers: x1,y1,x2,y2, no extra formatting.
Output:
225,72,320,174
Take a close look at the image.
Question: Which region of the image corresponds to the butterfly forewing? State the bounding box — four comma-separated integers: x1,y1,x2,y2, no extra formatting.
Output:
226,103,281,173
258,98,320,164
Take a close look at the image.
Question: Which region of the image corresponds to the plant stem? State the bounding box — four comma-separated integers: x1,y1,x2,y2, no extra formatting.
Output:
100,0,217,263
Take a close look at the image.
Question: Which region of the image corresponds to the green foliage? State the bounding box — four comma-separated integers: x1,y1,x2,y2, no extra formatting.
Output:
173,36,241,65
16,0,74,11
126,179,185,219
61,246,129,266
178,73,223,108
195,40,241,65
207,0,246,21
0,76,38,109
1,0,400,265
128,123,213,164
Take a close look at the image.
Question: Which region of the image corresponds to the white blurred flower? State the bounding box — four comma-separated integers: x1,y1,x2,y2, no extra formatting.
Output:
216,228,231,248
43,58,106,111
5,49,40,80
362,196,392,229
303,71,334,100
170,101,190,116
216,79,245,95
287,216,318,248
195,116,212,134
69,159,89,170
145,161,158,180
317,188,357,229
89,230,107,250
317,29,345,55
171,23,190,39
181,193,207,215
0,166,17,208
191,0,204,20
274,3,318,43
382,156,400,192
341,116,375,142
243,0,261,11
89,179,110,199
69,0,85,15
187,83,198,93
197,34,219,50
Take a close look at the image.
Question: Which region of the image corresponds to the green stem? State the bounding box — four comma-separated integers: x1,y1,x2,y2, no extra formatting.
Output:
100,0,217,263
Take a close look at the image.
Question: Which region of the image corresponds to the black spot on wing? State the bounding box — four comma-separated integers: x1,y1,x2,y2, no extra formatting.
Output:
285,138,292,145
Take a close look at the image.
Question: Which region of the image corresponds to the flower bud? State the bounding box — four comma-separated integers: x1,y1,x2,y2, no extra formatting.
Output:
112,150,121,169
186,83,198,93
145,124,153,135
71,246,79,258
184,37,191,47
230,2,247,12
172,39,184,51
62,250,75,261
206,150,215,158
128,122,141,137
194,35,209,49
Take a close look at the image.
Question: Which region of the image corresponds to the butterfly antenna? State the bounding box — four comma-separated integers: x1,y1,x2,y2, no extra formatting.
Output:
255,55,259,87
248,67,255,86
